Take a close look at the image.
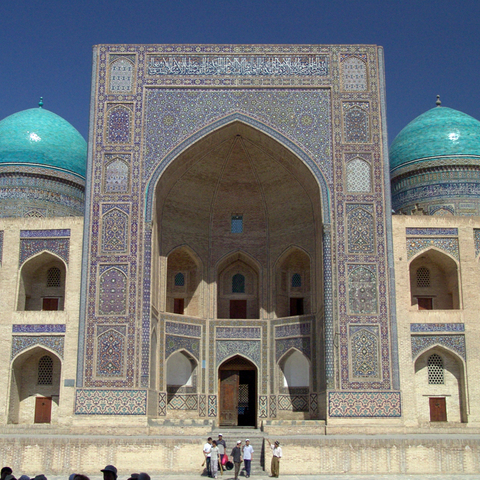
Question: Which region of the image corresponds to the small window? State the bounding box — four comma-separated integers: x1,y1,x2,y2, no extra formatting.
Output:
232,273,245,293
428,354,444,384
292,273,302,288
174,272,185,287
38,356,53,385
46,267,61,288
231,215,243,233
418,297,433,310
416,267,430,288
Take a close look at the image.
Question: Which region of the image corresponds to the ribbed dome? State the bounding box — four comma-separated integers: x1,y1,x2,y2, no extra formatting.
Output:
390,106,480,173
0,106,87,178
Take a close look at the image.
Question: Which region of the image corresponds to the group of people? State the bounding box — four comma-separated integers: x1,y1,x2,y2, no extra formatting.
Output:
0,465,151,480
202,435,282,479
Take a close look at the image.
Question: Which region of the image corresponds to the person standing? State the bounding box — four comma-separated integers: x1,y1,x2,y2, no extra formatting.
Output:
266,439,282,478
203,437,213,477
242,439,254,478
230,440,243,480
216,433,227,466
100,465,117,480
210,440,220,479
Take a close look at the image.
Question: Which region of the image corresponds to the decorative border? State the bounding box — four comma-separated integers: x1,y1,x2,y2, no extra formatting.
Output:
75,389,147,415
12,324,66,333
11,335,64,360
407,237,459,260
328,391,401,417
411,334,466,360
20,229,71,238
406,228,458,236
410,323,465,333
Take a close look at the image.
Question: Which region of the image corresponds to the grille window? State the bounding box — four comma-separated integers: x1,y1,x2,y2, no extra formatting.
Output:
231,215,243,233
292,273,302,288
232,274,245,293
174,272,185,287
416,267,430,288
46,267,61,288
428,354,444,384
38,356,53,385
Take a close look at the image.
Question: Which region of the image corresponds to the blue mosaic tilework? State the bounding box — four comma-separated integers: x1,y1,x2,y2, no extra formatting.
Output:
340,54,367,91
216,327,261,339
430,205,455,216
406,228,458,236
275,322,311,338
345,155,372,193
474,229,480,257
101,208,129,253
106,105,133,144
109,57,134,93
407,237,459,260
198,394,206,417
347,265,377,315
19,238,70,265
167,394,198,410
343,102,370,143
216,340,261,367
350,326,379,378
75,389,146,415
346,204,375,254
12,324,66,333
165,335,200,360
20,229,71,238
309,393,318,416
328,391,401,417
96,328,125,377
165,321,201,337
98,266,127,315
276,337,311,361
269,395,277,418
411,334,466,360
11,335,64,360
104,155,130,194
158,392,167,416
208,395,217,417
410,323,465,333
259,395,267,418
278,395,308,412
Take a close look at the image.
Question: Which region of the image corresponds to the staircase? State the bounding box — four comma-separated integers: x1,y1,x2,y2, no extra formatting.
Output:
210,427,266,477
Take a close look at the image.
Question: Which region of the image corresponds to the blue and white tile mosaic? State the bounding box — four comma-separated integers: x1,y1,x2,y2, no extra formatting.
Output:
407,237,459,260
12,324,66,333
11,335,64,360
216,327,261,339
278,394,308,412
410,323,465,333
165,321,202,337
20,238,70,265
75,389,146,415
20,229,71,238
165,335,200,360
411,334,466,360
275,323,311,338
406,228,458,236
216,340,261,367
276,337,311,361
329,392,401,417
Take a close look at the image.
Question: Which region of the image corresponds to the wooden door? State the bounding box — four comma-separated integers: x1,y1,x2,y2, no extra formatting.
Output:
34,397,52,423
418,297,433,310
42,298,59,311
429,397,447,422
230,300,247,319
219,370,239,425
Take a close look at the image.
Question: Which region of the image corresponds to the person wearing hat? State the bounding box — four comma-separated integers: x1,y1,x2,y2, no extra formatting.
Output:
101,465,117,480
216,433,227,466
230,440,243,480
242,439,254,478
266,439,282,478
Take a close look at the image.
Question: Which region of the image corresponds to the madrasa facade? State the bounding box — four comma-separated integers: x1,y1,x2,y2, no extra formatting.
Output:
1,44,480,440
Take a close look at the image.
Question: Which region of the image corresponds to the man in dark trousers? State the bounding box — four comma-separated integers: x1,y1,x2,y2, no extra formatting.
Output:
230,440,243,480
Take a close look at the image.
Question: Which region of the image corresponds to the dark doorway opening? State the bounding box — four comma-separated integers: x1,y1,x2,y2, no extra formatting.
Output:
219,356,257,427
289,298,304,316
230,300,247,319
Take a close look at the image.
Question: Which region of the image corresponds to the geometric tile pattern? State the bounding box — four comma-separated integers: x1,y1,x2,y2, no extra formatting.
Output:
101,208,129,253
309,393,318,416
346,204,374,254
20,229,71,238
165,321,202,337
343,102,369,143
216,340,261,366
109,58,134,93
75,389,147,415
96,328,125,377
411,334,466,360
275,337,311,361
407,237,459,260
341,54,367,91
198,394,206,417
11,335,64,360
104,156,130,194
269,395,277,418
347,265,377,314
258,395,267,418
406,228,458,236
19,238,70,265
275,323,311,338
165,335,200,360
98,267,127,316
167,394,198,410
410,323,465,333
329,392,401,417
278,394,308,412
216,327,261,339
346,157,371,193
350,326,379,378
158,392,167,416
208,395,217,417
12,324,66,333
106,105,132,144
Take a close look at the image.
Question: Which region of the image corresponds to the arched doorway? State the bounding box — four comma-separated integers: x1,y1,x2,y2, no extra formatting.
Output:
219,355,257,427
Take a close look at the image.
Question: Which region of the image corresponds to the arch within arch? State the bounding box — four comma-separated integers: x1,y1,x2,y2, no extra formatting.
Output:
414,346,467,423
409,248,460,310
280,349,310,388
17,252,66,311
9,347,62,424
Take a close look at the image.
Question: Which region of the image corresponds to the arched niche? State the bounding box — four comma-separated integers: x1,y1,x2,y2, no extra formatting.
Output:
280,349,310,388
9,347,61,424
414,346,467,423
17,252,66,311
217,252,259,319
275,247,311,318
409,249,460,310
166,246,203,317
166,350,197,394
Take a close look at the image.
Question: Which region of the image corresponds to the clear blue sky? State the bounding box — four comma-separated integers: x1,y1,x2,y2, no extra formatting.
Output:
1,0,479,144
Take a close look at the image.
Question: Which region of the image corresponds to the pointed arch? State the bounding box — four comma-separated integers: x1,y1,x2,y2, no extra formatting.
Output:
279,348,311,388
98,267,127,316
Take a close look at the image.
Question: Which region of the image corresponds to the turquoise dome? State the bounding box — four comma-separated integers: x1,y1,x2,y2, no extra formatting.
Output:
390,106,480,173
0,106,87,178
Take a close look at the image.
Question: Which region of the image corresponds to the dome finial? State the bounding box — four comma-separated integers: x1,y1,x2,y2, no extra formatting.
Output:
436,95,441,107
38,97,43,109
